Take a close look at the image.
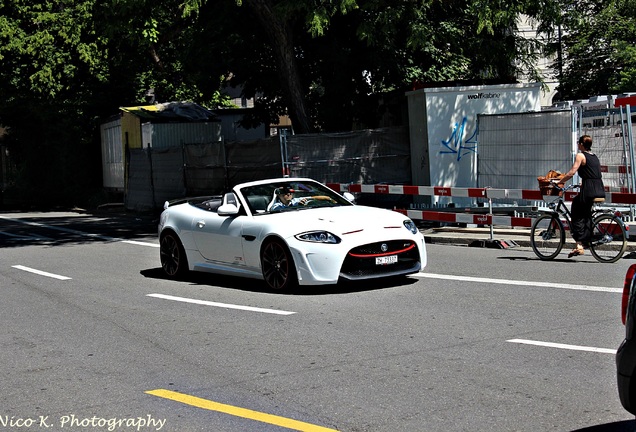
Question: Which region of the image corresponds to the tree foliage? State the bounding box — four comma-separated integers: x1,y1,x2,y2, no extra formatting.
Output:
224,0,550,131
543,0,636,100
0,0,107,207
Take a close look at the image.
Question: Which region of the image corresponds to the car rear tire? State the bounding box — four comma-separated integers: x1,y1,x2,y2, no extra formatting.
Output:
261,238,298,291
160,231,189,279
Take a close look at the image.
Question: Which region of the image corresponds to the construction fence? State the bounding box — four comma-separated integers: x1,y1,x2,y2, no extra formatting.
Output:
475,107,635,205
124,106,635,214
125,127,411,211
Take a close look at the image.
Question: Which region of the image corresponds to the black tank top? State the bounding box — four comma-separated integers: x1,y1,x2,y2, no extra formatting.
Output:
579,152,605,199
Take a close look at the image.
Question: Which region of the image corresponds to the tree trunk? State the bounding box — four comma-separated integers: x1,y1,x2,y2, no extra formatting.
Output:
243,0,312,134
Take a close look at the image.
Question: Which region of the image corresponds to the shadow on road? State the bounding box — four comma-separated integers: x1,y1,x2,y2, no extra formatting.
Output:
496,256,583,263
140,267,419,295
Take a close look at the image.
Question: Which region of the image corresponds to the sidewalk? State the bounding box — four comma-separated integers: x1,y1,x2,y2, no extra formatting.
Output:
420,223,636,253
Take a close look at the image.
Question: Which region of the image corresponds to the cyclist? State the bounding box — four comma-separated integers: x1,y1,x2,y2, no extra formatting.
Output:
557,135,606,257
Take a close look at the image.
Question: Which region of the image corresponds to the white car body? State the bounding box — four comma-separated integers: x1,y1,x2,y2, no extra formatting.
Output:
158,178,427,290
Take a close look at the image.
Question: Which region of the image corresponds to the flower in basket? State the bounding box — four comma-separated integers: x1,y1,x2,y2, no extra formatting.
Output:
537,170,564,196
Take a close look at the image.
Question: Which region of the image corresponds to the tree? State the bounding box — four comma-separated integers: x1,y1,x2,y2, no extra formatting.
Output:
3,0,630,208
225,0,552,132
0,0,229,207
236,0,308,134
543,0,636,100
0,0,110,207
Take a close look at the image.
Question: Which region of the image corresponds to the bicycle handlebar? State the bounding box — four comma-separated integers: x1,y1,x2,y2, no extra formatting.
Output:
548,181,580,192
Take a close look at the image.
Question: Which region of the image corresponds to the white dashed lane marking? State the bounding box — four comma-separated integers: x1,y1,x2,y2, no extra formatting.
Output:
508,338,617,354
147,294,296,315
12,265,72,281
415,272,621,293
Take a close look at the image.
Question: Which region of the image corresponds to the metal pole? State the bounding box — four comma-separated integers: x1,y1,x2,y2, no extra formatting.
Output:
572,106,581,185
626,105,636,219
489,197,494,241
619,106,630,193
279,129,287,177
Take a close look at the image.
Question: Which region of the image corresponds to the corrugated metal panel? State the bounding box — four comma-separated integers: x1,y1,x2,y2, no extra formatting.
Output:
99,119,124,190
142,122,222,149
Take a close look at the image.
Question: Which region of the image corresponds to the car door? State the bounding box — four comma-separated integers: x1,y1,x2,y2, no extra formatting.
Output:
192,210,245,266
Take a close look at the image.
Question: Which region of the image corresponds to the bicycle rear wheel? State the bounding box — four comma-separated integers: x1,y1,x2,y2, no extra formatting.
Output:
530,214,565,260
589,214,627,263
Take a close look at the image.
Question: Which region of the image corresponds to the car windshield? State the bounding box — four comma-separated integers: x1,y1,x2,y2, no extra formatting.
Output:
240,181,352,214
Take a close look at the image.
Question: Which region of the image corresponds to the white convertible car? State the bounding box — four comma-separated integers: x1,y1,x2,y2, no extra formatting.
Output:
158,178,427,291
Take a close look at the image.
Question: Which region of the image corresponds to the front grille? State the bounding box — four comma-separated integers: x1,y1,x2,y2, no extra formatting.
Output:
340,240,421,279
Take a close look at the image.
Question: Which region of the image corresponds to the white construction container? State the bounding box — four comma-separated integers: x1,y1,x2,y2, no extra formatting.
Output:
406,83,541,205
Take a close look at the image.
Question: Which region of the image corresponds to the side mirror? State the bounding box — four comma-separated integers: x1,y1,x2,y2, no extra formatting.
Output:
343,192,356,203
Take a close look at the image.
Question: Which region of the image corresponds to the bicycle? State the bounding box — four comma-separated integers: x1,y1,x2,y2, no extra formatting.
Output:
530,183,628,263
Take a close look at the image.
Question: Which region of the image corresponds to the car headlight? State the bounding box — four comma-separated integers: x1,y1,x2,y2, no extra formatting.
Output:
295,231,341,244
403,220,418,234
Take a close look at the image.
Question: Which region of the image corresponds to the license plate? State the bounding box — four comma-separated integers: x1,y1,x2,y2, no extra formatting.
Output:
375,255,398,265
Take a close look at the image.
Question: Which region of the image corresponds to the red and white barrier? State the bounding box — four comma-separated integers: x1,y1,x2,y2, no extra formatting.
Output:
326,183,636,205
392,209,535,228
326,182,636,229
601,164,631,174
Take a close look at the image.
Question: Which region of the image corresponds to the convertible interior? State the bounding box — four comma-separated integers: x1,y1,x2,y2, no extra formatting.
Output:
192,197,222,212
191,194,271,214
246,195,270,213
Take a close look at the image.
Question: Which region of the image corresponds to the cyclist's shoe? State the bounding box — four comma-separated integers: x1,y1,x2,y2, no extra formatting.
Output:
568,246,585,258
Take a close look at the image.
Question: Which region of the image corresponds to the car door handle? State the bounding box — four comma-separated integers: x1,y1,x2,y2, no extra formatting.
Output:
196,220,205,229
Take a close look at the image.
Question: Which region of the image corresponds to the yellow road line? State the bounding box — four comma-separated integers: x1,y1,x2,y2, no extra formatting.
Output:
145,389,339,432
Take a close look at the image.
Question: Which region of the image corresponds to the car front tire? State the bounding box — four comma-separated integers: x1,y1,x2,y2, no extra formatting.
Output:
261,238,298,292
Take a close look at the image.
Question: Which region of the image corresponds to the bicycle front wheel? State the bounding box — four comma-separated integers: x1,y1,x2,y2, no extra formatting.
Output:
589,214,627,263
530,214,565,260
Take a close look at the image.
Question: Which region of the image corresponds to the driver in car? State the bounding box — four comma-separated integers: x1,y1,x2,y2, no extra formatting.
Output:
270,186,335,211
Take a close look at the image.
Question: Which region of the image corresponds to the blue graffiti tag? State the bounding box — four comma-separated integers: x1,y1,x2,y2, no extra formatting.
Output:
440,117,478,161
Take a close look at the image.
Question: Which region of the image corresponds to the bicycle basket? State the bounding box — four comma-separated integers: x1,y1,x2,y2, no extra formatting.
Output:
537,179,561,196
537,170,563,196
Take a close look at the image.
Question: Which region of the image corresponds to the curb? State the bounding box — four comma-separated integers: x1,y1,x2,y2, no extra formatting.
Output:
422,228,636,253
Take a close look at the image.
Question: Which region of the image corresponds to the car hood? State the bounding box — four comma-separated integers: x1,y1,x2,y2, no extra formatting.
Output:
263,205,410,235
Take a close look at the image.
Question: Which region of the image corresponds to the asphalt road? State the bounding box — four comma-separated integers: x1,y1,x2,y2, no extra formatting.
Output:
1,211,636,432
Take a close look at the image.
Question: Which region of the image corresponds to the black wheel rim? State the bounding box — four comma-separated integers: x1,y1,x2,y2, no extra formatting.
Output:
262,241,290,290
160,235,180,276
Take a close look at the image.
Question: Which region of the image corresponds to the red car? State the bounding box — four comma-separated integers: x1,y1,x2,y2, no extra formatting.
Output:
617,264,636,415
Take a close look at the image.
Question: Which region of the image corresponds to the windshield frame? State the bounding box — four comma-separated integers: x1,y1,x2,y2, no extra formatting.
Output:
238,180,353,215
